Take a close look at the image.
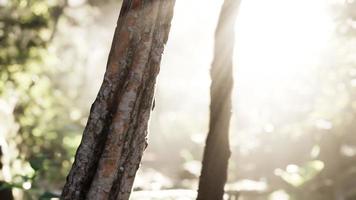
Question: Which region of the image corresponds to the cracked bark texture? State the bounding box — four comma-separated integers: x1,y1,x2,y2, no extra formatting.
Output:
60,0,175,199
197,0,241,200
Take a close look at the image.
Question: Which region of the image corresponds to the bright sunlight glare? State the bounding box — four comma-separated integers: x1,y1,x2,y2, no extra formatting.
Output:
234,0,334,93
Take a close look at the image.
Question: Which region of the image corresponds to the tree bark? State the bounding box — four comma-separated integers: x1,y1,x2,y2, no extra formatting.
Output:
197,0,241,200
61,0,175,199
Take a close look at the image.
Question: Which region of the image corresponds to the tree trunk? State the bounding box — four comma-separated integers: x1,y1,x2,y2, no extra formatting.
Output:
197,0,241,200
61,0,175,199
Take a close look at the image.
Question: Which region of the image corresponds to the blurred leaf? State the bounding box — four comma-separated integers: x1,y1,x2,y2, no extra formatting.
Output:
39,191,60,200
29,156,45,171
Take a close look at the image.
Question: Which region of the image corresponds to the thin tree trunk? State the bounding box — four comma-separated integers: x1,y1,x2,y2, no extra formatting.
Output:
197,0,241,200
61,1,175,199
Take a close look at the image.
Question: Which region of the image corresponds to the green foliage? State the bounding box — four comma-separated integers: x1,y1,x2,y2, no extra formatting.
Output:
39,191,60,200
0,0,82,198
0,0,122,197
0,0,58,67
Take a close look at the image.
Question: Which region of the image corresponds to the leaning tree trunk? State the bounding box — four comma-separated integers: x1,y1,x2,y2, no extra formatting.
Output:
197,0,241,200
61,1,175,200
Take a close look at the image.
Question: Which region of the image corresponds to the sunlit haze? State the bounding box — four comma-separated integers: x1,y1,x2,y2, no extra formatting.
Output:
235,0,333,101
2,0,356,199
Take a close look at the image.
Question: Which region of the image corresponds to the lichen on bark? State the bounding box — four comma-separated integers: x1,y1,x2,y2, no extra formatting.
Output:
61,0,175,199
